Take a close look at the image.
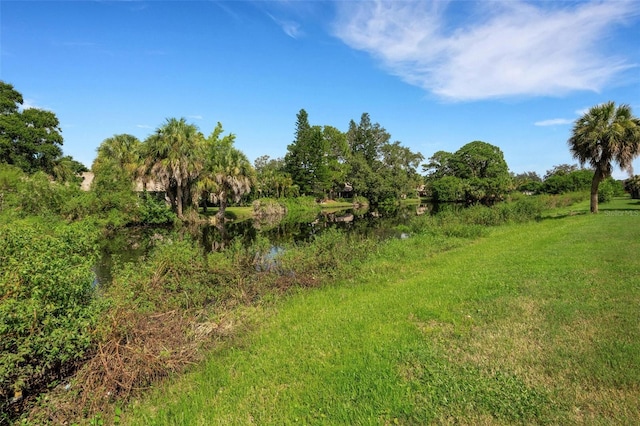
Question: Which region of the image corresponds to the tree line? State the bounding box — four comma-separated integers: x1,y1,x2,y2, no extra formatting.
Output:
3,80,640,218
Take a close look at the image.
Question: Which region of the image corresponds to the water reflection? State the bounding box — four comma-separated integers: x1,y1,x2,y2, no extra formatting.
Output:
95,203,433,285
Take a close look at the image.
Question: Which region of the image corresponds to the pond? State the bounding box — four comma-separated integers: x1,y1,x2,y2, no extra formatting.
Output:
94,203,434,285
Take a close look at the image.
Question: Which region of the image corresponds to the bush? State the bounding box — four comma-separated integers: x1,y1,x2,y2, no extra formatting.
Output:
253,198,287,218
431,176,467,203
138,193,176,225
541,169,592,194
0,220,100,416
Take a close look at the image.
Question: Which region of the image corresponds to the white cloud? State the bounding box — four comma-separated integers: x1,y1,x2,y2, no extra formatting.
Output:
188,115,203,120
534,118,574,127
21,99,39,110
136,124,153,129
333,0,639,101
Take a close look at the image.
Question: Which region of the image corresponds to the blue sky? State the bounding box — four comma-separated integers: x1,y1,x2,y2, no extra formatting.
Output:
2,0,639,178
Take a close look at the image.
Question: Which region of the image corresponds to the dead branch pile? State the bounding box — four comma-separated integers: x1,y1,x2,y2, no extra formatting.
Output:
27,306,234,424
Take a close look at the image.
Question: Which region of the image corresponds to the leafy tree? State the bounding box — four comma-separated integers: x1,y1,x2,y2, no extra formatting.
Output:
321,125,350,199
0,82,64,174
430,141,511,204
143,118,205,218
0,81,24,114
423,150,454,180
347,113,389,165
345,113,390,204
450,141,509,180
513,171,542,193
381,140,424,199
568,101,640,213
284,109,329,195
51,156,88,184
200,123,254,221
543,163,578,180
284,110,422,204
285,110,348,198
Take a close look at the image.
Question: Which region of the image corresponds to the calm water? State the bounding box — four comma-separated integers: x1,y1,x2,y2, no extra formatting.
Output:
94,203,433,285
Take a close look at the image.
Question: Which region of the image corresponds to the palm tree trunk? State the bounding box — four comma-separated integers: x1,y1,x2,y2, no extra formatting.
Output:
216,189,227,221
590,169,603,214
176,185,184,218
167,186,177,214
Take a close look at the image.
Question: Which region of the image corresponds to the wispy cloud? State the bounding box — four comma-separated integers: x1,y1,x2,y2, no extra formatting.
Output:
534,118,574,127
136,124,153,129
333,0,639,101
188,115,203,120
268,13,303,39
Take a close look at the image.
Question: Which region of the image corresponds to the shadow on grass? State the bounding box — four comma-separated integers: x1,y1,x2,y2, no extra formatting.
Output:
541,211,589,220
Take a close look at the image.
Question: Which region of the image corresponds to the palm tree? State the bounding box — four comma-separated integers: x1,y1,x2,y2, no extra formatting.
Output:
201,123,254,221
93,134,142,183
51,155,87,184
568,102,640,213
143,118,205,218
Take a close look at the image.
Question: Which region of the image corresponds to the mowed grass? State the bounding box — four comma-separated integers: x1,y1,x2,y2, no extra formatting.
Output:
125,198,640,425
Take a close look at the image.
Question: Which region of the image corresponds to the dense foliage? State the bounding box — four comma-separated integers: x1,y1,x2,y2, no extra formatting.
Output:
0,220,100,419
285,110,424,205
426,141,511,204
0,82,86,180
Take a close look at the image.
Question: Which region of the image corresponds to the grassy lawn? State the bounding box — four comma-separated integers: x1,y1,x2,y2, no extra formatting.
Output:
125,198,640,424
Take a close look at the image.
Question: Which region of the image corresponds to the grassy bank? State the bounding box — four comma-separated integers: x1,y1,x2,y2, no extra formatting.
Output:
125,198,640,424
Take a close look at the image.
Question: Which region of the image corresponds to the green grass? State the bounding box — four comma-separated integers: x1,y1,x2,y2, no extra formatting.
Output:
124,198,640,425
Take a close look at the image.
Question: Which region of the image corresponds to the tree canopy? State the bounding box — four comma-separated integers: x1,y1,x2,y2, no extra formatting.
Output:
428,141,511,204
0,81,65,175
284,110,423,205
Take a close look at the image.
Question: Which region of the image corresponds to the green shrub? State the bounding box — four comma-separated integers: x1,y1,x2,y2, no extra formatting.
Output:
0,220,100,409
253,198,286,218
598,180,614,203
138,193,176,225
109,238,218,312
541,169,592,194
432,176,467,203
